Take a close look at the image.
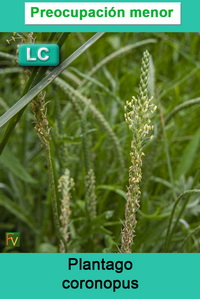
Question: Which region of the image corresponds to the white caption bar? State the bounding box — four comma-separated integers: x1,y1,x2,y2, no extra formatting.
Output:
25,2,181,25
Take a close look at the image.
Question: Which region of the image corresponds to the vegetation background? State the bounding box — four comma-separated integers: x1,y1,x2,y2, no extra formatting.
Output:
0,32,200,253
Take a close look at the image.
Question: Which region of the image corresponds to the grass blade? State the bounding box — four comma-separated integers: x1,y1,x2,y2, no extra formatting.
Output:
79,38,156,87
163,189,200,252
175,127,200,179
0,193,38,232
0,147,36,183
0,32,104,127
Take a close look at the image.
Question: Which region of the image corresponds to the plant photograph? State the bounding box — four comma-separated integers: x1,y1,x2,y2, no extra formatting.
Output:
0,32,200,253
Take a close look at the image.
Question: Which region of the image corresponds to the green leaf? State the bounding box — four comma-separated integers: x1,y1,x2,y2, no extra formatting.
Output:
97,185,126,199
0,148,36,183
175,127,200,178
0,193,38,232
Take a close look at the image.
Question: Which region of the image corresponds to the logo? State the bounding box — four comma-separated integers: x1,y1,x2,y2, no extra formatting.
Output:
5,232,20,247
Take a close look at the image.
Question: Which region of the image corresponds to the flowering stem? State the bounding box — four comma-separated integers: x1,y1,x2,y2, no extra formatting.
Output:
120,50,156,253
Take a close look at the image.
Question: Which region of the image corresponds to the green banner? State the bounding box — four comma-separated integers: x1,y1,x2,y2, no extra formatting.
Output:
0,254,199,298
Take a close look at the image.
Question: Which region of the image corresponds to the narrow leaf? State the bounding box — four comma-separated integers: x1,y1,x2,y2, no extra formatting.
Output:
0,193,38,232
175,127,200,178
0,32,104,127
0,148,36,183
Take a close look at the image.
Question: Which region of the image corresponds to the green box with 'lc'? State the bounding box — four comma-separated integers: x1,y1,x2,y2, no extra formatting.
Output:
18,44,60,66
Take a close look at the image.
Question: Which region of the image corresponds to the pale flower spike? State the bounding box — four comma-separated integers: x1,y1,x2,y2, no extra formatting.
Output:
120,50,157,253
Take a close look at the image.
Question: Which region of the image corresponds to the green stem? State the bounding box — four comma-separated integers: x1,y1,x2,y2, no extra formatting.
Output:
46,145,60,237
158,97,176,201
81,103,93,173
178,224,200,252
163,189,200,252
